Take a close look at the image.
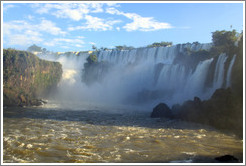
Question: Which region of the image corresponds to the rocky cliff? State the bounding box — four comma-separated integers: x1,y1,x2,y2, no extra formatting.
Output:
151,32,243,137
3,49,62,106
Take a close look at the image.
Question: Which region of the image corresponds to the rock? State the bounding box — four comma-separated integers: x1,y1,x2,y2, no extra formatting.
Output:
19,95,26,103
211,88,232,101
215,155,239,163
3,49,62,107
30,99,43,106
151,103,173,118
193,96,201,106
171,88,243,138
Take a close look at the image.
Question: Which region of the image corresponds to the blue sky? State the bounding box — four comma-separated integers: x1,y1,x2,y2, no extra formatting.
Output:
2,2,244,52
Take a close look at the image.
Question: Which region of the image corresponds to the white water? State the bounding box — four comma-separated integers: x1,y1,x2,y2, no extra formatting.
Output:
37,43,235,110
213,53,228,89
226,54,237,88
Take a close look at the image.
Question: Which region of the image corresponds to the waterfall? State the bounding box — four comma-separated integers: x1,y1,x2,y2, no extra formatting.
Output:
37,43,235,109
226,54,237,87
212,53,228,89
183,58,214,101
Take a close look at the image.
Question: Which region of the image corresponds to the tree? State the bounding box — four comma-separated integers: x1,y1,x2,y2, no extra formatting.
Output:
42,48,47,53
211,30,238,55
115,46,124,50
27,44,42,52
86,54,98,64
92,45,97,51
115,45,135,50
147,41,172,48
212,30,237,47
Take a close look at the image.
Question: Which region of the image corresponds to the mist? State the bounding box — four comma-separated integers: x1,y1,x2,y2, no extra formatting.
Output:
36,43,235,111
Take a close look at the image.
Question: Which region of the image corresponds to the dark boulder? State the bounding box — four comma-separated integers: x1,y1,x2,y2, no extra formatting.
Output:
173,97,203,122
151,103,173,118
215,155,240,163
171,88,243,138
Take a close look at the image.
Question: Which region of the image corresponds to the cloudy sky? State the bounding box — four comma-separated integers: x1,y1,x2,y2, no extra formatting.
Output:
2,2,244,52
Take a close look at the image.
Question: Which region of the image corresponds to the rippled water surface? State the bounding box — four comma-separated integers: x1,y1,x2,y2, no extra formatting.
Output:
3,106,243,163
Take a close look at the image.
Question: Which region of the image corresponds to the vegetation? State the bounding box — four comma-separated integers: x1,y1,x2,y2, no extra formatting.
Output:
82,54,111,85
92,45,98,51
211,30,238,56
231,32,243,98
115,45,135,50
86,54,98,64
147,41,172,48
27,44,42,52
3,49,62,106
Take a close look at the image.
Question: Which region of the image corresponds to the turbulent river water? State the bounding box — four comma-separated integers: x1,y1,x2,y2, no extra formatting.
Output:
3,103,243,163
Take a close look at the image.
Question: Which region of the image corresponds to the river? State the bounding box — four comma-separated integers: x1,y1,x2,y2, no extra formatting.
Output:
3,103,243,163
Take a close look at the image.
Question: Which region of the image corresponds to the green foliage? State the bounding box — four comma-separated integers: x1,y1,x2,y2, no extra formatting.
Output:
211,30,238,55
82,54,112,85
212,30,237,47
3,49,62,106
27,44,42,52
100,47,110,51
92,45,97,51
231,32,243,97
115,45,135,50
147,41,172,48
86,54,98,64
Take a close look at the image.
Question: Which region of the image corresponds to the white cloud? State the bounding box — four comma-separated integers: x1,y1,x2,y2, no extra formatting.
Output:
106,3,120,7
106,7,172,31
90,3,104,13
75,44,83,48
89,42,96,45
4,19,66,36
61,45,70,49
3,4,16,11
39,20,66,35
77,36,85,39
33,3,87,21
68,15,121,31
123,15,172,31
44,38,85,47
31,3,172,32
7,30,43,46
27,15,34,20
3,19,67,47
32,3,105,21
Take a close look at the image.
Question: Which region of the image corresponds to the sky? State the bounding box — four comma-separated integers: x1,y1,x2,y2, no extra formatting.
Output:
2,2,244,52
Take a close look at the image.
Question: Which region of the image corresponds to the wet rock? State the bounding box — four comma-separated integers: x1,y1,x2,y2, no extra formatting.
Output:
151,103,173,118
193,96,202,106
215,155,239,163
30,99,45,106
19,95,26,103
3,49,62,107
171,88,243,138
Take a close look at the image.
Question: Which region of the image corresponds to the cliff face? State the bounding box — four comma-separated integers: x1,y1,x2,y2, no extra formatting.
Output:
3,49,63,106
151,33,243,137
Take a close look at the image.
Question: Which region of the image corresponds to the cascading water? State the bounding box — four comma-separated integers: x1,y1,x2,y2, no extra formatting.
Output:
37,42,236,110
226,54,237,88
212,53,228,89
4,43,242,163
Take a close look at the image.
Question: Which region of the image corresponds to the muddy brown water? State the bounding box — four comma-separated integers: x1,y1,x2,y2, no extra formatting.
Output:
3,106,243,163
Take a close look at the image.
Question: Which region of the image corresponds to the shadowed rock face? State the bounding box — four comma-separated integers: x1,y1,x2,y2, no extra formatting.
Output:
3,49,62,107
151,88,243,138
215,155,240,163
151,103,173,118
